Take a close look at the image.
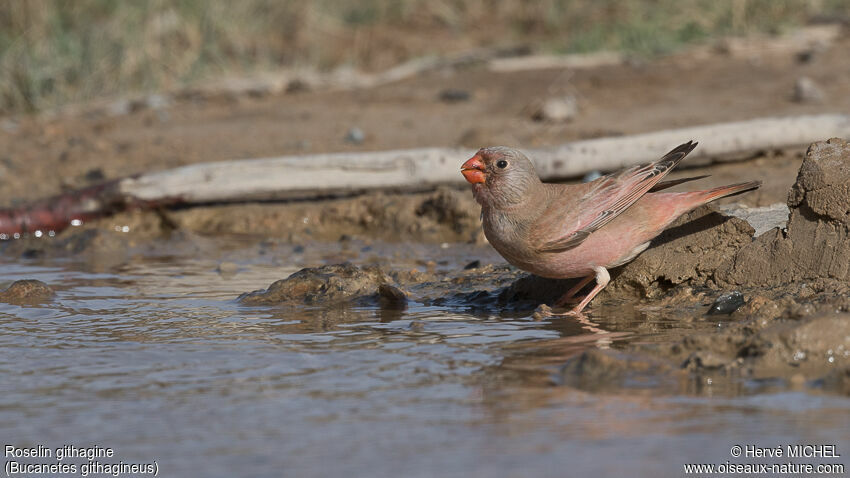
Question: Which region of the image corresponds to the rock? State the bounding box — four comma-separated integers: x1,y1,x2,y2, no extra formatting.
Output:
532,95,578,123
238,263,405,306
463,260,481,270
792,76,825,103
438,88,471,103
582,171,602,183
83,167,106,183
716,203,789,237
0,280,53,304
285,78,311,94
377,283,408,309
344,127,365,145
145,94,171,110
0,119,19,134
107,99,133,117
707,291,745,315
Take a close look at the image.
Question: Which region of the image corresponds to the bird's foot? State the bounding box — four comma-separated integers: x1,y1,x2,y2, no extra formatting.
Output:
533,303,586,318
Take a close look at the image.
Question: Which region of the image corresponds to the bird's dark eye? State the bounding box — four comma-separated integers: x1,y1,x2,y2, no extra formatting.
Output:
496,160,508,169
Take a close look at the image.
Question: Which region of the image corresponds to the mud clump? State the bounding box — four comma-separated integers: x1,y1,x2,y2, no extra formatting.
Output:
0,280,53,304
606,207,755,298
603,138,850,299
239,263,407,308
719,138,850,287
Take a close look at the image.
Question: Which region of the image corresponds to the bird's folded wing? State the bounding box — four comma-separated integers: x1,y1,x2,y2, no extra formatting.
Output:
533,141,697,253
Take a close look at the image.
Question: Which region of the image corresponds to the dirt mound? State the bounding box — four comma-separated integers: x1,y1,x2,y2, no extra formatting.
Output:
718,138,850,287
606,207,756,298
601,138,850,298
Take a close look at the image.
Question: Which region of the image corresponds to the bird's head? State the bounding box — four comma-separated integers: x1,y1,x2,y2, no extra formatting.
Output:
461,146,541,208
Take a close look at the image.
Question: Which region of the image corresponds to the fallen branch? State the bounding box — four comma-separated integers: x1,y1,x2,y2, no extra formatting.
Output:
1,114,848,237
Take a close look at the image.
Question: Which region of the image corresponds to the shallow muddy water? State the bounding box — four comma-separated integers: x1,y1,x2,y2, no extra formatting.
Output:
2,241,848,477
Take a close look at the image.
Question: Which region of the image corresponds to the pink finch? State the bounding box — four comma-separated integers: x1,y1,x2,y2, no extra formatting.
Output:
461,141,760,315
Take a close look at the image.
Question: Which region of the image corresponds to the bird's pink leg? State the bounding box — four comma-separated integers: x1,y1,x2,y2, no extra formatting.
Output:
550,266,610,316
555,274,595,306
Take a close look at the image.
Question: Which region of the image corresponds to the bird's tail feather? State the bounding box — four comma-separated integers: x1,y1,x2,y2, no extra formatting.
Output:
696,181,762,204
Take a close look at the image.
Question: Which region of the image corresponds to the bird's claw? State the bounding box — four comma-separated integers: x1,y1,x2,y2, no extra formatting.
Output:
533,303,586,318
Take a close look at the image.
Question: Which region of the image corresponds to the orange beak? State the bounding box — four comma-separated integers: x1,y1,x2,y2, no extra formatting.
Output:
461,155,486,184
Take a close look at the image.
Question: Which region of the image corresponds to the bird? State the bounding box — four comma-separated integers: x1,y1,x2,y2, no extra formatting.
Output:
460,141,760,315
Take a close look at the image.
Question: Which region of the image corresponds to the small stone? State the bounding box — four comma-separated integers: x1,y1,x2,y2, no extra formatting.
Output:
532,95,578,123
345,127,365,145
438,88,471,103
792,76,824,103
717,203,789,237
286,78,311,94
145,94,171,110
707,291,746,315
107,99,133,117
683,351,727,370
1,119,19,134
83,168,106,182
378,284,407,309
0,279,53,304
463,260,481,270
582,171,602,183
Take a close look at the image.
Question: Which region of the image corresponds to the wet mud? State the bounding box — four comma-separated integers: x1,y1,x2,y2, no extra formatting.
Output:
223,138,850,396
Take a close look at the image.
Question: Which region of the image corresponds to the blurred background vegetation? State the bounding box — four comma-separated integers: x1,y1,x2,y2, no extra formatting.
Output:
1,0,848,114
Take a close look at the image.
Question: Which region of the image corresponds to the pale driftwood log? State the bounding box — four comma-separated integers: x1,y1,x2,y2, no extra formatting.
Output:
121,114,850,203
489,51,624,72
2,113,848,236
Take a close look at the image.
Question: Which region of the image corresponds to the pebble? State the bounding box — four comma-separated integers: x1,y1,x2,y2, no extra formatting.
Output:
438,88,471,103
707,291,746,315
0,279,54,304
532,95,578,122
792,76,824,103
582,171,603,183
345,127,365,145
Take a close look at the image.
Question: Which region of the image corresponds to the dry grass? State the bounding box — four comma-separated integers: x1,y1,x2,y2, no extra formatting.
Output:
1,0,847,114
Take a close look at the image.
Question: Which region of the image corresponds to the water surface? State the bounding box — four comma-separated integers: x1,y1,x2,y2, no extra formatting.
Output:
2,241,848,477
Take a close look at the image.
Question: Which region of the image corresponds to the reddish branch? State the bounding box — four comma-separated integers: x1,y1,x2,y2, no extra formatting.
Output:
0,180,172,238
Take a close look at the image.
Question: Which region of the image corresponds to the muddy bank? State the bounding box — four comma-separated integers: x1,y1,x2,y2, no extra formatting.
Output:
719,138,850,287
235,139,850,396
558,139,850,396
0,187,485,261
